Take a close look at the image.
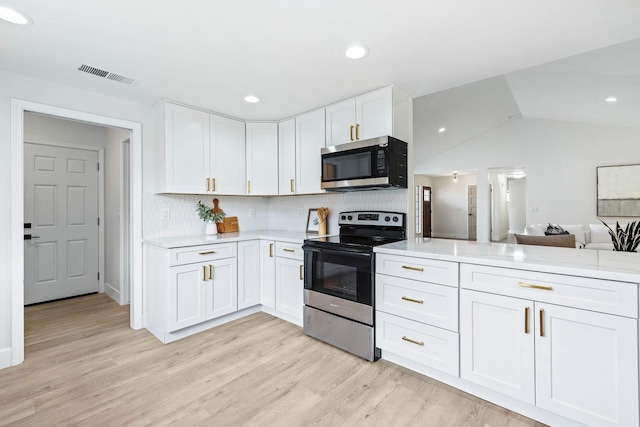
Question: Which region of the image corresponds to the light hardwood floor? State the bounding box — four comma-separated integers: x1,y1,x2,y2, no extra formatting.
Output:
0,294,546,426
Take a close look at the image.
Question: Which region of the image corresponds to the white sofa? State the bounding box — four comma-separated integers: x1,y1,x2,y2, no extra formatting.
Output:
522,223,614,250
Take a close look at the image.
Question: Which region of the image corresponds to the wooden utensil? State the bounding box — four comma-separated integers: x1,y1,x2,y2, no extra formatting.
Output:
317,207,329,235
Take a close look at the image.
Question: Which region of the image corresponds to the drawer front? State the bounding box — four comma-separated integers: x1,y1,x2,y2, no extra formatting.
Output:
275,241,303,261
376,311,459,377
376,253,458,287
460,263,638,318
376,274,458,332
169,242,237,266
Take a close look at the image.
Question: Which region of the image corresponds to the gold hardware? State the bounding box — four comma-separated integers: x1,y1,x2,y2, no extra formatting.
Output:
355,123,360,140
539,309,544,337
247,180,251,194
524,306,530,334
283,248,295,253
212,178,216,192
202,266,206,281
290,179,294,193
299,265,303,280
206,178,210,192
401,296,424,304
209,265,213,280
198,250,216,255
518,282,552,291
402,336,424,346
401,265,424,272
350,125,354,141
269,243,273,257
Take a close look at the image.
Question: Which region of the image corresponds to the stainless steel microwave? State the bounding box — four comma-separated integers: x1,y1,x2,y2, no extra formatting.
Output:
320,136,408,191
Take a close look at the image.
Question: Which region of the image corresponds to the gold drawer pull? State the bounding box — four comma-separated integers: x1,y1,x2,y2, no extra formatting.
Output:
209,264,213,280
402,265,424,272
539,309,545,337
401,296,424,304
199,250,216,255
212,178,216,192
283,248,295,253
402,336,424,346
350,125,354,141
290,179,294,193
299,265,304,280
206,178,210,192
355,123,360,140
202,266,207,281
247,180,251,194
518,282,552,291
269,243,273,257
524,306,530,334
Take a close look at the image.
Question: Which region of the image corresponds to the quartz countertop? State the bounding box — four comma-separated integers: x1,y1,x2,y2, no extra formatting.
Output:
375,238,640,283
143,230,331,249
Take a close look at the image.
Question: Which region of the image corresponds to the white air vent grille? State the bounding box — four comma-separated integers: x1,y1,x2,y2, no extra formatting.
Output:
78,64,138,85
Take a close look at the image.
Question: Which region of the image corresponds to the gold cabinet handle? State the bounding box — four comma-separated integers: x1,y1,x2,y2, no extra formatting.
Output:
401,296,424,304
269,243,274,257
539,309,545,337
524,306,530,334
402,336,424,346
283,248,295,253
208,264,213,280
518,282,552,291
212,178,216,192
349,125,354,141
206,178,210,192
199,250,216,255
202,266,207,281
401,265,424,272
299,265,303,280
355,123,360,140
247,180,251,194
290,179,294,193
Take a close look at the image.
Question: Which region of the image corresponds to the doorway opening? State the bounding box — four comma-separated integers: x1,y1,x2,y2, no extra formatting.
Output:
488,167,527,242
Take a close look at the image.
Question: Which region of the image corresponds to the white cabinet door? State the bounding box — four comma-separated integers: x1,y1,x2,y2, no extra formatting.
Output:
238,240,260,310
205,257,238,320
163,103,210,193
167,262,208,332
355,87,393,141
325,98,356,146
278,118,296,195
460,289,535,404
535,303,639,427
246,122,278,195
295,108,325,194
260,240,276,309
275,256,304,323
210,114,245,195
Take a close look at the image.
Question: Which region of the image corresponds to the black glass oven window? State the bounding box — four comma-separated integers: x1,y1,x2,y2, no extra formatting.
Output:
309,250,372,305
323,151,371,181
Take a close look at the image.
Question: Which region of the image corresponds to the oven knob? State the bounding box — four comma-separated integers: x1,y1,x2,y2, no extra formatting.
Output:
341,215,346,220
393,216,399,222
385,216,391,222
348,215,353,220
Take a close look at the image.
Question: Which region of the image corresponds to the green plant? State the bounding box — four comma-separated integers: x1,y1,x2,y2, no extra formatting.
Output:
196,200,226,223
599,220,640,252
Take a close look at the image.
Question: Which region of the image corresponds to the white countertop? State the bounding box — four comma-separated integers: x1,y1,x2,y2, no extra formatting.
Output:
143,230,329,248
375,238,640,283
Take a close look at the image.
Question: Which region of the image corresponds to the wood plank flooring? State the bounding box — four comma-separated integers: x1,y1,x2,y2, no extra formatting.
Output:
0,294,546,426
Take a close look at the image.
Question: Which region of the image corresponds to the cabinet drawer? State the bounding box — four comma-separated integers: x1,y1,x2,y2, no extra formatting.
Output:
376,253,458,287
376,274,458,332
168,242,237,266
376,311,459,377
275,242,303,261
460,264,638,318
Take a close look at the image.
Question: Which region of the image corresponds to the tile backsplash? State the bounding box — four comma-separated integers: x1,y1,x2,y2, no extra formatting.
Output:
143,189,408,238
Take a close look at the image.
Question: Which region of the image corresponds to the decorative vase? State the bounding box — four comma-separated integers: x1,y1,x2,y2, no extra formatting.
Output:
204,220,218,236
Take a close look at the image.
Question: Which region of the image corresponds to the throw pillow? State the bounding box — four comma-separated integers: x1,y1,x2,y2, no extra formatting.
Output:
561,224,586,246
524,225,545,236
589,224,612,244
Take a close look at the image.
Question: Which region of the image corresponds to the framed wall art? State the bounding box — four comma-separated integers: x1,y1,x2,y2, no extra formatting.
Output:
597,164,640,217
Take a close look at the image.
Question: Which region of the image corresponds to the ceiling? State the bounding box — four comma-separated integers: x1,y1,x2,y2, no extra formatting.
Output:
2,0,640,120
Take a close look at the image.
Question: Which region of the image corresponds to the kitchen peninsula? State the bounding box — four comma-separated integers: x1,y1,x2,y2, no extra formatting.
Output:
374,238,640,427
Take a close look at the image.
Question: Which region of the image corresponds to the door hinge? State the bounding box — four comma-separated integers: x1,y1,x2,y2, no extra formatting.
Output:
98,272,100,280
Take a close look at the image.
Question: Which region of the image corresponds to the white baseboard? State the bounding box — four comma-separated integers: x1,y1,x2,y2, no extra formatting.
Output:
104,282,122,305
0,347,12,369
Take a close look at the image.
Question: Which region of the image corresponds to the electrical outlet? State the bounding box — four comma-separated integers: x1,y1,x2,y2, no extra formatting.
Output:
249,208,255,217
161,209,170,220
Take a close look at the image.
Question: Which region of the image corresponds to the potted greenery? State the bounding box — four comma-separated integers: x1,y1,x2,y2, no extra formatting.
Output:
600,220,640,252
197,200,226,235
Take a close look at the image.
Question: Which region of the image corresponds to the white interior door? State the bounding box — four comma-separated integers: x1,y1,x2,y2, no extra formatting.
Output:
24,143,99,305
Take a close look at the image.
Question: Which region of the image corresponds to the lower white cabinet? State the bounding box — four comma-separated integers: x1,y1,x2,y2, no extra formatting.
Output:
259,240,276,309
275,256,304,324
238,240,260,310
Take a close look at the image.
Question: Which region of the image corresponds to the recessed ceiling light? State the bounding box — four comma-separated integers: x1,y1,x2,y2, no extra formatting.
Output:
605,97,618,103
244,95,260,103
438,127,446,133
0,6,32,25
345,45,369,60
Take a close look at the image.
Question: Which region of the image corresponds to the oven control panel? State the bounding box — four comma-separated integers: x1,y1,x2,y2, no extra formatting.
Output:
338,211,405,227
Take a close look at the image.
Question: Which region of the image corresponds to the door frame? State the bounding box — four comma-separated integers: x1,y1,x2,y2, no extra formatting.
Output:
11,99,143,366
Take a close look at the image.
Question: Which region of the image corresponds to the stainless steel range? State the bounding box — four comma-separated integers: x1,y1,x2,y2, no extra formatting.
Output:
302,211,406,361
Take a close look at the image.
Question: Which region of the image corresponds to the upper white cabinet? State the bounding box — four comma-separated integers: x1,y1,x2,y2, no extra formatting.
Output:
325,87,412,146
278,118,296,195
295,107,325,194
246,122,278,195
154,101,245,194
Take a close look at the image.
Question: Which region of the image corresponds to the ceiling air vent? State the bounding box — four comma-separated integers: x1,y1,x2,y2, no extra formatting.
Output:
78,64,138,85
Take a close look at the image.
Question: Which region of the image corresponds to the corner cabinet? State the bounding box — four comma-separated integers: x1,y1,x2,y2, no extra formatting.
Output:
325,86,412,146
246,123,278,195
295,108,326,194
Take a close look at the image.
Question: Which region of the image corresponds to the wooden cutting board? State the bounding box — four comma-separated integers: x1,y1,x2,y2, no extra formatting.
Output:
221,217,239,233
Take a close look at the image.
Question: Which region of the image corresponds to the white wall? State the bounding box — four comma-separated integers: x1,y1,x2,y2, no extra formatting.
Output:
414,117,640,241
431,174,477,239
508,178,526,233
0,68,153,367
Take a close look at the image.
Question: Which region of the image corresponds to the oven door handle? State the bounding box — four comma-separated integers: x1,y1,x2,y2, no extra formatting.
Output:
303,246,372,258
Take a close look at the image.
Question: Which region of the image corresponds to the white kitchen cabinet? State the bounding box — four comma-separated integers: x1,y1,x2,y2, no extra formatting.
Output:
259,240,276,309
295,108,325,194
278,118,296,195
205,257,238,319
246,122,278,195
167,262,208,331
209,113,246,195
275,256,304,325
325,87,412,146
238,240,260,310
